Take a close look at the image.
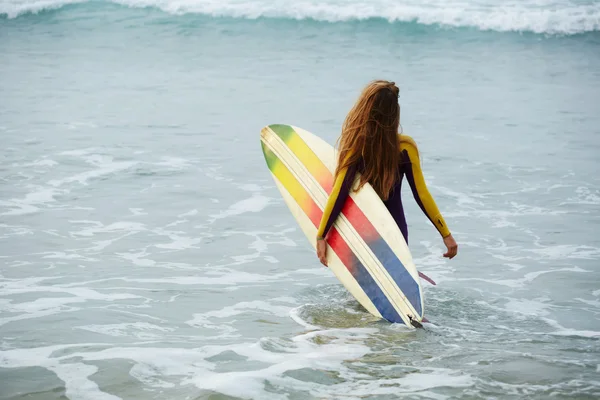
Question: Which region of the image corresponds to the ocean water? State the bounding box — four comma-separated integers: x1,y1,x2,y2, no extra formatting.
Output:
1,0,600,399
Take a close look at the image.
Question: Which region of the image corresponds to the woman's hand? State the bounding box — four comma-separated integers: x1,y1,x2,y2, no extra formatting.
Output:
443,234,458,259
316,238,328,267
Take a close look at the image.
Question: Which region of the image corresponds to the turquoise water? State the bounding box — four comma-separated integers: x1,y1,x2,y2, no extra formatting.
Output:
1,1,600,399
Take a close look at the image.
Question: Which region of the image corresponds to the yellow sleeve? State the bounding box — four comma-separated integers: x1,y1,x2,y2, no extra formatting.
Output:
401,136,451,238
316,166,349,239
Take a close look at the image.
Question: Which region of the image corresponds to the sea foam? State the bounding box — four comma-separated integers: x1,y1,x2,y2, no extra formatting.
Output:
2,0,599,35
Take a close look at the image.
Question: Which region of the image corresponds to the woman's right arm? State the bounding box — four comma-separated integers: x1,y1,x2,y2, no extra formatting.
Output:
316,164,356,240
315,164,357,266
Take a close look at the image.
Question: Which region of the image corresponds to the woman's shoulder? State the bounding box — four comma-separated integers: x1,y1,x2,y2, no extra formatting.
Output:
398,133,419,152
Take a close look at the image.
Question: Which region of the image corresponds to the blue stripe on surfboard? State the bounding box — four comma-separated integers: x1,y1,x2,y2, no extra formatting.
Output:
368,237,422,317
331,234,404,323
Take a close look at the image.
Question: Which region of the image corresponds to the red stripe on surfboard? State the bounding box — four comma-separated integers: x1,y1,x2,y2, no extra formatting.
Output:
302,193,354,272
297,190,323,228
327,228,355,274
340,197,379,242
307,203,322,228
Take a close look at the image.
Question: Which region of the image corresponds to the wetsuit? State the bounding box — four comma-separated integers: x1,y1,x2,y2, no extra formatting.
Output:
316,135,450,244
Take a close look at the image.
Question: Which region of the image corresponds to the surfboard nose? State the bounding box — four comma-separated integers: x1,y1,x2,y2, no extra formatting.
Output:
260,125,270,140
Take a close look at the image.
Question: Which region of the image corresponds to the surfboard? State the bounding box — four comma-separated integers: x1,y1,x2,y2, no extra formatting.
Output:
260,124,425,328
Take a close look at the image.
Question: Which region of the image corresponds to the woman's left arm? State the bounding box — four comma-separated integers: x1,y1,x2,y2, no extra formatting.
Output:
402,138,458,258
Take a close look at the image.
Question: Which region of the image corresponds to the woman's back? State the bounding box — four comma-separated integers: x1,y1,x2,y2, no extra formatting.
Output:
315,80,458,266
320,133,449,244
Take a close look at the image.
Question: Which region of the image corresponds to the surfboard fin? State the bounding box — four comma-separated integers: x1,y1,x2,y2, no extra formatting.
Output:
418,271,436,285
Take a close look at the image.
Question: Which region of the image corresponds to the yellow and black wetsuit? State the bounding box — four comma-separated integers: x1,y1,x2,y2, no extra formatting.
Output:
316,135,450,243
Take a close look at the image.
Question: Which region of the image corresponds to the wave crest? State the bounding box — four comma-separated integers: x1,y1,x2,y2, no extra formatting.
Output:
2,0,600,35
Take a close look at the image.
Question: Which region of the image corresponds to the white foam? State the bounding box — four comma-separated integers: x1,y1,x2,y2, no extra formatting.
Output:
56,362,125,400
289,305,320,330
2,283,142,301
446,266,588,289
41,251,98,261
503,298,552,317
183,328,375,399
574,297,600,308
71,221,147,237
0,0,82,18
76,322,174,339
210,229,299,266
4,0,598,34
506,263,526,271
292,267,332,277
116,250,156,267
152,227,203,250
447,203,567,231
204,165,232,182
435,186,484,207
70,220,103,226
129,363,175,389
0,326,458,399
0,305,79,327
321,370,474,396
0,344,121,399
129,208,147,216
128,0,589,37
492,219,517,228
155,235,202,250
85,232,137,252
123,269,286,286
59,148,99,157
154,156,191,170
42,229,66,238
23,187,60,204
0,279,142,326
209,192,271,222
187,300,292,329
541,317,600,339
13,159,58,168
177,209,197,217
48,160,137,187
0,224,34,239
527,245,600,260
523,266,589,285
0,187,64,216
561,186,600,206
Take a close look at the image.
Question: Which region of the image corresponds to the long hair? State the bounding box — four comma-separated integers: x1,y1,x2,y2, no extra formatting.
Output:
335,80,401,200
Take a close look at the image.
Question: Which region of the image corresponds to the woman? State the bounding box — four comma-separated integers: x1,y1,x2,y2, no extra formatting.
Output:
316,80,458,266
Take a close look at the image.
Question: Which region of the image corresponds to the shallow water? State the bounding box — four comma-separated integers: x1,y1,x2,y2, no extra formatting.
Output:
1,1,600,399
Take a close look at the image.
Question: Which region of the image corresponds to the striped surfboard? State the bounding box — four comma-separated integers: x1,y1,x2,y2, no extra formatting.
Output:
260,124,424,327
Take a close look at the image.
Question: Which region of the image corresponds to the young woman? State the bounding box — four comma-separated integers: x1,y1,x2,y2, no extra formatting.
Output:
316,80,458,266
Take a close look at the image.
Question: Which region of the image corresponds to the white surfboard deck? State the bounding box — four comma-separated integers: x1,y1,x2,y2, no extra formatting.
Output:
260,124,424,327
